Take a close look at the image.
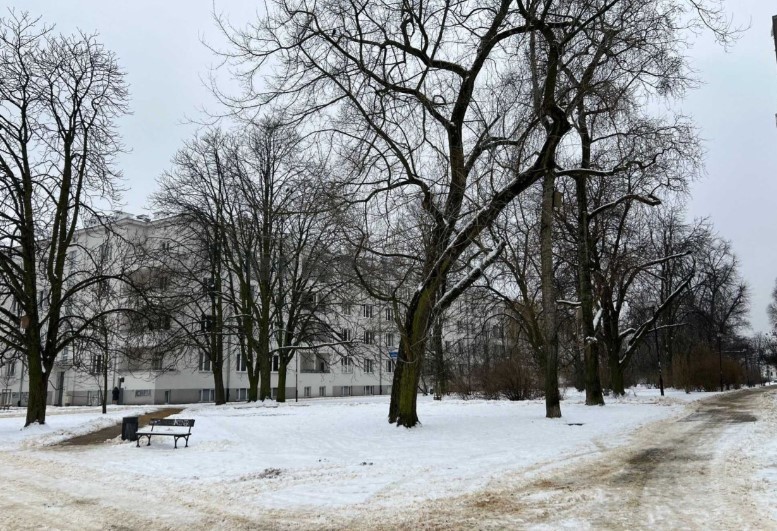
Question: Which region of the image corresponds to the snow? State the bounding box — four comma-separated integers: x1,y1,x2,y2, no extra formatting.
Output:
744,389,777,520
0,387,706,519
0,405,157,450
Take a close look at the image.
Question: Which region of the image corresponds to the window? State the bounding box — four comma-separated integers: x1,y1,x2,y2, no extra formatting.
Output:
341,357,353,374
160,241,171,252
271,387,278,399
67,250,77,269
272,355,280,372
135,389,151,397
304,386,311,398
364,385,374,395
158,276,170,292
364,359,374,373
341,303,352,316
5,362,16,377
151,353,164,371
236,353,247,372
199,389,215,402
385,308,393,321
319,386,326,397
385,333,394,347
99,243,112,262
445,340,452,351
340,328,352,342
200,314,214,333
386,360,395,373
362,304,373,318
199,353,212,372
342,385,351,397
90,354,103,375
235,388,248,401
302,291,317,310
363,330,375,345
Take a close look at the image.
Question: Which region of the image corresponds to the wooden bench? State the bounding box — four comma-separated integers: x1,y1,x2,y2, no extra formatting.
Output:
136,418,195,449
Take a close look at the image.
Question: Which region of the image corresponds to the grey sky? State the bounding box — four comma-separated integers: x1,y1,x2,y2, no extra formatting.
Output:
3,0,776,333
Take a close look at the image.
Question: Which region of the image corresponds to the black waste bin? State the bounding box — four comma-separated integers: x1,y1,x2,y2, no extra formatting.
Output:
122,416,139,441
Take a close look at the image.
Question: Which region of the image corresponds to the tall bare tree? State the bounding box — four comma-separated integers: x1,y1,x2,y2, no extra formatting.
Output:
0,13,129,425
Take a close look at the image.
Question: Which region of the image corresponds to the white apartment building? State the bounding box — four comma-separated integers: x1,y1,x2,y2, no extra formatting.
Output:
1,212,400,407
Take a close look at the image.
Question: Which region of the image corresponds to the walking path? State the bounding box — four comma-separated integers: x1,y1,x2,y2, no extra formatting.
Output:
59,407,183,446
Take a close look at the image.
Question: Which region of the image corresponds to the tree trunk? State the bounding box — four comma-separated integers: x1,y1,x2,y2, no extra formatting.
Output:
259,351,271,401
247,370,259,402
388,354,404,423
277,358,288,402
390,287,434,427
396,340,422,427
213,362,226,405
609,351,625,396
575,176,604,406
25,355,49,426
102,352,108,414
432,317,446,398
540,172,561,418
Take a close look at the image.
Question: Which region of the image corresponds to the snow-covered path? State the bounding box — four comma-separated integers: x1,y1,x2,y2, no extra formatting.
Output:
1,389,773,529
381,386,777,530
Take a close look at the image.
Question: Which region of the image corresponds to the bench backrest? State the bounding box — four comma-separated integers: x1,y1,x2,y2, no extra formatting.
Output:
149,418,195,428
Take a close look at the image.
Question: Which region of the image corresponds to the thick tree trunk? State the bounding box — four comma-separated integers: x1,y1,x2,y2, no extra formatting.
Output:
259,351,271,401
277,359,288,402
247,370,260,402
609,352,626,396
575,176,604,406
213,362,226,405
25,356,49,426
390,307,431,427
397,357,420,427
388,354,404,423
540,172,561,418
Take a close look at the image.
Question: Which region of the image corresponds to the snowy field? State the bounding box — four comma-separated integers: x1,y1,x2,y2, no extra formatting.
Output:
0,387,718,529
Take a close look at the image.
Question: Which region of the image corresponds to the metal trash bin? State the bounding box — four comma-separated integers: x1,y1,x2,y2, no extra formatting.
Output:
122,416,139,441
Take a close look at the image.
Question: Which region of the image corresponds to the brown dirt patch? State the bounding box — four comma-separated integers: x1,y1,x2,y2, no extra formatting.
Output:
59,407,184,446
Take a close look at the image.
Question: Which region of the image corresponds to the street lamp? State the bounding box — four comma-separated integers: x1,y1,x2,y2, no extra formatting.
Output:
717,331,724,392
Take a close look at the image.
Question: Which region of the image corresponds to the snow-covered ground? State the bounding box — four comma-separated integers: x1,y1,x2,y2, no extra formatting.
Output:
0,404,157,451
0,387,710,526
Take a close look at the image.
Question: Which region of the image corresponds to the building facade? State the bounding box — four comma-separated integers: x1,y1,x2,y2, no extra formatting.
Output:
0,212,401,406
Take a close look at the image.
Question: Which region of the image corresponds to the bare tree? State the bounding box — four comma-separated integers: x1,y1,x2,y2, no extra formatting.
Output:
217,0,736,425
0,12,129,425
219,117,353,402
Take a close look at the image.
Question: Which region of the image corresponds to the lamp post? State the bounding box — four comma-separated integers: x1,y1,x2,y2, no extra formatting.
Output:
717,331,724,392
652,307,664,397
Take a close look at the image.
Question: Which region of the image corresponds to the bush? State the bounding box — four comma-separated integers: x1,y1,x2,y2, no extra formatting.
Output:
672,343,745,392
480,355,543,401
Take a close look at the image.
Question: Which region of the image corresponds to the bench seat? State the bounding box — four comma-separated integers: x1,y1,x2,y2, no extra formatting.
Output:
136,418,195,449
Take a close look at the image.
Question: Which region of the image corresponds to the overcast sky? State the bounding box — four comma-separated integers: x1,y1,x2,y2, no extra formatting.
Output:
4,0,777,333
